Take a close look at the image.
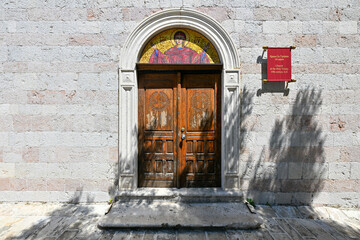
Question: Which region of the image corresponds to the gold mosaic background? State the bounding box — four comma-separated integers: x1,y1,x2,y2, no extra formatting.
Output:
139,28,220,64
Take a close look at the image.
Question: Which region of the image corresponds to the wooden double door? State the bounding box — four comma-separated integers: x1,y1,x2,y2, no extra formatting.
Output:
138,65,221,188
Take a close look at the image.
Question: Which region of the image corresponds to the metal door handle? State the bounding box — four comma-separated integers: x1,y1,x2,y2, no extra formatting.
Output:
181,133,186,140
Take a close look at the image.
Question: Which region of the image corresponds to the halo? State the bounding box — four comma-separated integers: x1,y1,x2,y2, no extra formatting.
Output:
171,29,190,47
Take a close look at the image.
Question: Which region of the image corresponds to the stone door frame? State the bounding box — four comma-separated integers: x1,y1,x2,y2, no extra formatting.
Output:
118,9,241,190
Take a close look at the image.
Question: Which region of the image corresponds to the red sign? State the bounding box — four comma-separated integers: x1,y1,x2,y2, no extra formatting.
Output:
267,47,292,81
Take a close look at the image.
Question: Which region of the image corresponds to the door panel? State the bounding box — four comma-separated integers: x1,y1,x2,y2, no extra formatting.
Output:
138,71,220,188
180,73,221,187
138,73,177,187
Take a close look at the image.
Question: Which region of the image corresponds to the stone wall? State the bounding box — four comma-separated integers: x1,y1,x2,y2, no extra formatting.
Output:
0,0,359,206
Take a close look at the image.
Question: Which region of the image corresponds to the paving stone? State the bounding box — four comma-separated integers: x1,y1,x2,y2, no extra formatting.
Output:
32,216,76,238
263,218,285,234
143,230,157,240
296,219,336,240
315,220,348,240
269,233,292,240
98,231,115,240
112,231,132,240
130,230,146,240
342,209,360,221
206,231,227,240
285,219,316,239
272,206,303,218
255,205,277,218
57,229,79,240
275,219,303,240
297,206,318,219
177,230,206,240
226,230,244,240
242,230,273,240
323,207,351,222
324,220,360,239
155,230,177,240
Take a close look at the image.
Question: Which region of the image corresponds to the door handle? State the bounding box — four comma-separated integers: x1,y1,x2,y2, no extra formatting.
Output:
181,133,186,140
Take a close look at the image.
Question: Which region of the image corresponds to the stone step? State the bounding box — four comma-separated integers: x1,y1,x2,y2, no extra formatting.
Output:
115,188,244,203
98,201,262,230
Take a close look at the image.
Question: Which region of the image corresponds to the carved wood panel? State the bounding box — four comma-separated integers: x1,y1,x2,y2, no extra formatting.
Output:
138,70,221,188
138,73,177,187
180,73,221,187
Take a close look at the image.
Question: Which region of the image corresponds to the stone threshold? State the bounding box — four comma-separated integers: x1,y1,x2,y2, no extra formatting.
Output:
98,201,262,230
99,188,261,230
114,188,244,203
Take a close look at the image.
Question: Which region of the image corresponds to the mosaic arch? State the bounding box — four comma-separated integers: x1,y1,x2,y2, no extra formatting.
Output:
139,28,221,64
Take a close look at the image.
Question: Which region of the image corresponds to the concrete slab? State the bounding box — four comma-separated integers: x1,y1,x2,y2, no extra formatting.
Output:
98,201,262,230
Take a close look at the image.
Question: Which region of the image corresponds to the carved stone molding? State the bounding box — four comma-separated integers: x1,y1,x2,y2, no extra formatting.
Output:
118,9,241,190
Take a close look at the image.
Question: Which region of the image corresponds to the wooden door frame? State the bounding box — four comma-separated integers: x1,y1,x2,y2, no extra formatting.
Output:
137,64,223,188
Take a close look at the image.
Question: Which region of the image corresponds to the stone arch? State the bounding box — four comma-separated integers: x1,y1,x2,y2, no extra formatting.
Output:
120,9,240,69
118,9,241,190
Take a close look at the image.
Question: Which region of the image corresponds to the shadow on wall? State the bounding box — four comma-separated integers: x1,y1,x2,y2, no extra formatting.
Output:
241,88,325,205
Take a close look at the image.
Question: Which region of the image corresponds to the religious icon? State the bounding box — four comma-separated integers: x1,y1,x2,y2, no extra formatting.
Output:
149,31,210,64
139,28,220,64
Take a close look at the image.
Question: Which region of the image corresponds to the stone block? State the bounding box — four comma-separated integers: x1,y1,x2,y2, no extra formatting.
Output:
288,21,303,34
46,178,66,191
15,163,48,179
225,175,239,189
0,178,10,190
0,46,7,61
244,21,263,33
323,48,350,64
297,48,324,64
119,176,135,189
234,8,254,20
276,163,288,179
351,163,360,179
263,21,288,34
332,132,354,147
302,21,323,34
3,149,22,163
221,20,235,34
329,162,351,180
339,21,358,34
0,163,15,178
77,21,100,34
197,7,230,22
246,191,275,204
275,0,292,8
275,192,293,205
302,163,328,180
322,21,339,34
295,35,317,47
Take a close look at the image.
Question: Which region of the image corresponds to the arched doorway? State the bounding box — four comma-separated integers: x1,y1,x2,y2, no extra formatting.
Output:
137,28,222,188
118,9,241,190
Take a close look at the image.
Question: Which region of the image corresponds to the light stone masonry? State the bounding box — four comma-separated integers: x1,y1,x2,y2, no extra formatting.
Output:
0,0,358,207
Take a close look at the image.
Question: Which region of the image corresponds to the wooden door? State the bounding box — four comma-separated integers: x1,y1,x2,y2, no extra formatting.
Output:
138,67,221,188
138,72,178,187
179,73,221,187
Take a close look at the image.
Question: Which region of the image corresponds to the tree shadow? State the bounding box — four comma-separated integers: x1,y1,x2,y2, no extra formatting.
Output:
241,88,326,205
4,189,106,240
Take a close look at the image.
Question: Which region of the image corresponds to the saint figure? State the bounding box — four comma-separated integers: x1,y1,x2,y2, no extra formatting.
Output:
149,31,210,64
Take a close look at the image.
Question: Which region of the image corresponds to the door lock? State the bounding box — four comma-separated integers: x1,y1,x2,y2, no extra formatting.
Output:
181,133,186,140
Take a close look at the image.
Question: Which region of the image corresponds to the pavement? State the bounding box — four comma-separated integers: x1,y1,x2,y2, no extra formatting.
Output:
0,202,359,239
